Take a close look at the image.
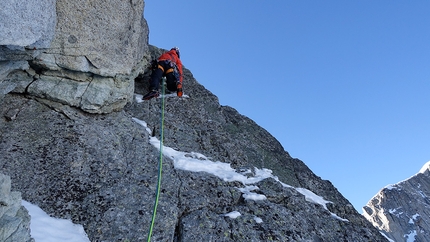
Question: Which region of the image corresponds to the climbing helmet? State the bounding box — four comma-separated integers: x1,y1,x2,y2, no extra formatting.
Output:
171,47,180,58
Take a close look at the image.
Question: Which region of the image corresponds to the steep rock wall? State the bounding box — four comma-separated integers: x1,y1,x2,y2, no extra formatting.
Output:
0,0,149,113
0,46,387,241
0,0,56,48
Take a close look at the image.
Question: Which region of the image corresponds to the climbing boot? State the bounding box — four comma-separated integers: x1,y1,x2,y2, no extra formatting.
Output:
143,90,159,100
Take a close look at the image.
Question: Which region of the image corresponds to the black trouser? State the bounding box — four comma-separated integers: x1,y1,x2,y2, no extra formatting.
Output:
149,60,178,92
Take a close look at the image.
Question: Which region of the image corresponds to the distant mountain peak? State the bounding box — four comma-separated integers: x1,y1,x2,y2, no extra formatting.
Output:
418,160,430,174
363,160,430,241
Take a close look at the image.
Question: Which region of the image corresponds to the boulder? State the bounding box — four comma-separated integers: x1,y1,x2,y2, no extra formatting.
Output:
0,174,33,242
45,0,148,77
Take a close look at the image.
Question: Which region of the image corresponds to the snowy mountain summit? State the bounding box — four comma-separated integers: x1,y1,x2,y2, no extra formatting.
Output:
363,161,430,242
419,161,430,174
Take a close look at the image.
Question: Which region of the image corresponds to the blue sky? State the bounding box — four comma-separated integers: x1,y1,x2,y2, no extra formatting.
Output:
144,1,430,211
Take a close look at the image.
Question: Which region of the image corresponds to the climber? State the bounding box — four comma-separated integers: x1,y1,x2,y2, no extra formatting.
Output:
143,47,183,100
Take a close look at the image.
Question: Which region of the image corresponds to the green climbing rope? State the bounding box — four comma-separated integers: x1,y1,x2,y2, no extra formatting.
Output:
147,79,166,242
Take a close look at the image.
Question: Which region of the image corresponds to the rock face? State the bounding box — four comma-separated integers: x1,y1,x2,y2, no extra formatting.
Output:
44,0,148,77
0,174,33,242
0,0,56,48
363,161,430,242
0,46,387,241
0,0,149,113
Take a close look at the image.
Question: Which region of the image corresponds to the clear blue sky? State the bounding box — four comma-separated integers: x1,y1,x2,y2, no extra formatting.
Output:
144,1,430,212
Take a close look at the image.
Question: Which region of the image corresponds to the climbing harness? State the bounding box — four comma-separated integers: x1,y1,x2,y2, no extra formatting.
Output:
147,78,166,242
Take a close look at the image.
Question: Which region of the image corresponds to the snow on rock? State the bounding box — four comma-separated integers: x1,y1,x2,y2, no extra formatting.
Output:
405,230,417,242
418,161,430,174
253,216,263,224
132,117,349,222
237,185,267,201
22,201,90,242
363,161,430,242
224,211,241,219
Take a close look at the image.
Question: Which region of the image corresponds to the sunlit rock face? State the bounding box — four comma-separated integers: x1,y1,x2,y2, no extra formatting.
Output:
363,161,430,242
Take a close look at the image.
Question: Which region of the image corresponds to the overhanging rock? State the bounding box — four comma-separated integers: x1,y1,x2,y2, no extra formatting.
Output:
0,0,149,113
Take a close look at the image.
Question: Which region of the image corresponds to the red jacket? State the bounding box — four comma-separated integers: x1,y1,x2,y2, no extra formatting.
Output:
158,49,183,83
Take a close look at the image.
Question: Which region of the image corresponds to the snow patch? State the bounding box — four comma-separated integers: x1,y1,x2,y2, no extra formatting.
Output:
295,188,331,210
253,216,263,223
134,93,189,104
389,208,404,218
134,94,144,103
133,117,349,222
224,211,241,219
237,185,267,201
417,190,427,198
22,200,90,242
389,207,402,214
380,232,395,242
418,161,430,174
405,230,417,242
409,213,420,224
384,184,402,191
